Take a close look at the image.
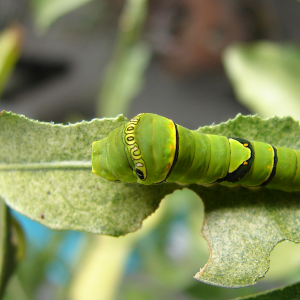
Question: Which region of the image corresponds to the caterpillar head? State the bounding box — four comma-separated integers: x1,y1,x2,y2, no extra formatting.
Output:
92,113,177,184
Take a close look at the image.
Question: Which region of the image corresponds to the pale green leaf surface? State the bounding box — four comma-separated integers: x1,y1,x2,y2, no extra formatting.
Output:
191,115,300,287
30,0,93,32
0,111,176,236
1,112,300,288
223,42,300,119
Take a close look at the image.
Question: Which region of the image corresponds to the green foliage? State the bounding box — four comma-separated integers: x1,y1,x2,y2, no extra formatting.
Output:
0,198,25,299
0,27,22,98
1,111,300,289
234,281,300,299
223,42,300,119
29,0,94,32
0,111,176,236
97,0,151,117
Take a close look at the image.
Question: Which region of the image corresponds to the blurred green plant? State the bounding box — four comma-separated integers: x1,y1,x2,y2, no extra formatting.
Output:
0,198,25,299
29,0,94,33
97,0,151,117
234,281,300,300
0,26,22,99
223,42,300,119
68,191,181,300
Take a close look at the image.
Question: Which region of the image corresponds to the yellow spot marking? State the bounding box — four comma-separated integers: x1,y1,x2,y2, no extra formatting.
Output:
243,161,248,165
267,165,270,169
268,148,272,151
168,123,173,128
165,163,171,171
169,144,173,149
243,143,248,147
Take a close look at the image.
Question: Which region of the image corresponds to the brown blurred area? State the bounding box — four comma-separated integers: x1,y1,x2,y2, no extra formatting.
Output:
0,0,299,127
148,0,279,76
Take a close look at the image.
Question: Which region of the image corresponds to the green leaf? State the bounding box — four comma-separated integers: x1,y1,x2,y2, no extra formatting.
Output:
1,111,300,288
29,0,94,33
233,281,300,299
223,42,300,118
0,111,177,236
0,26,22,98
191,114,300,287
97,0,151,117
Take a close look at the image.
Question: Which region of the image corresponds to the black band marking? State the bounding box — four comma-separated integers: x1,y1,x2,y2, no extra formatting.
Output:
156,122,179,184
260,145,278,186
217,137,254,183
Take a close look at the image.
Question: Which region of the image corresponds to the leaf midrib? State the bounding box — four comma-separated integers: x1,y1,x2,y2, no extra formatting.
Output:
0,161,91,171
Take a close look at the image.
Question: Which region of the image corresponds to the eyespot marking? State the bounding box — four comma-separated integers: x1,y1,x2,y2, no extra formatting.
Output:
135,169,145,180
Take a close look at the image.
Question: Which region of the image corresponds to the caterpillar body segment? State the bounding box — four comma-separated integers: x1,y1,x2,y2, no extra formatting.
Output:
92,113,300,192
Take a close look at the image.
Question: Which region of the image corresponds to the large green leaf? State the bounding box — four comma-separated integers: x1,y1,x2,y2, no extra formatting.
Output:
193,115,300,287
1,111,300,288
0,111,176,236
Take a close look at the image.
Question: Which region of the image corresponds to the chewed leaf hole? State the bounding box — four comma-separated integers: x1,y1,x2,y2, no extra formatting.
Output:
161,188,210,273
131,188,210,286
264,240,300,282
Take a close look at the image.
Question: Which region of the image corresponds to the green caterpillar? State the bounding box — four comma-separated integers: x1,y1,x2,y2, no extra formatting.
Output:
92,113,300,192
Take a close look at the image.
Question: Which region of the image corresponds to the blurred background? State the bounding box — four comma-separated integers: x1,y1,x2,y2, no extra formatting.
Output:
2,0,300,299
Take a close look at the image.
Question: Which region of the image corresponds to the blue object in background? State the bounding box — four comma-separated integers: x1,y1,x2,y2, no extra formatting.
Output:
11,210,53,250
11,210,85,286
